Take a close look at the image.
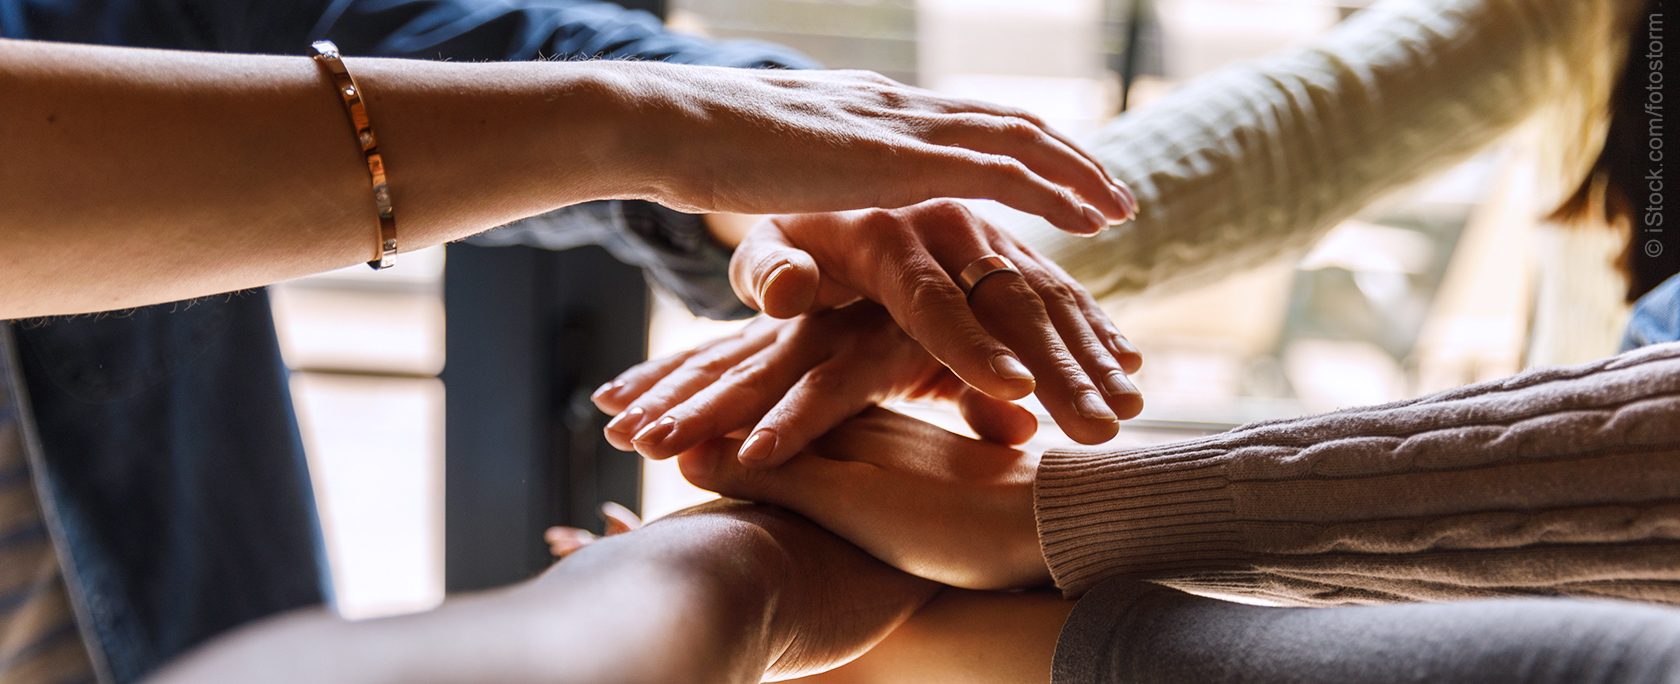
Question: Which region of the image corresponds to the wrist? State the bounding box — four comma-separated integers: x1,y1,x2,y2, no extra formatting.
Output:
547,503,793,681
348,58,631,244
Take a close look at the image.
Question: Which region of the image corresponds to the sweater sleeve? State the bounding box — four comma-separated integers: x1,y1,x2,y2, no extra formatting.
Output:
996,0,1641,302
1034,342,1680,605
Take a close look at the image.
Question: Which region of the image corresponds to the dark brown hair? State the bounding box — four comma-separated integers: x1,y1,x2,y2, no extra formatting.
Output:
1550,0,1676,302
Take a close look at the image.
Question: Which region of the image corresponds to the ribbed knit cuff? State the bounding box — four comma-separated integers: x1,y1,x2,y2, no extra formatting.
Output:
1035,443,1246,597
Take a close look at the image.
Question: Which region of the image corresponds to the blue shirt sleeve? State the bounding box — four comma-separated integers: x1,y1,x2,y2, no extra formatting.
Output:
313,0,816,69
305,0,813,320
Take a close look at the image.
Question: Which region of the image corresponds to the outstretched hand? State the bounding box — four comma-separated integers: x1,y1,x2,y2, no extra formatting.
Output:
619,64,1136,236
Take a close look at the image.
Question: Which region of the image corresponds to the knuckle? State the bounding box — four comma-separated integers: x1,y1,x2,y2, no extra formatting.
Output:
1004,108,1044,126
1038,280,1080,310
801,366,849,394
917,198,972,222
688,352,737,377
987,156,1033,182
997,118,1040,141
717,359,775,398
900,269,960,319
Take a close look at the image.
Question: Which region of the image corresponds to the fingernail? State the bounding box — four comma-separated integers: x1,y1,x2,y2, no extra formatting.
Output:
1080,204,1107,232
1109,187,1135,223
600,501,635,521
759,262,793,304
1113,181,1138,218
605,406,645,434
546,527,591,543
738,429,778,466
990,353,1034,382
1102,371,1138,397
633,416,677,447
1110,333,1140,357
591,380,624,403
1075,390,1118,422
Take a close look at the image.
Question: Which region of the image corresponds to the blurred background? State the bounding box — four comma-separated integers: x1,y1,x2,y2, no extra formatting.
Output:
268,0,1631,620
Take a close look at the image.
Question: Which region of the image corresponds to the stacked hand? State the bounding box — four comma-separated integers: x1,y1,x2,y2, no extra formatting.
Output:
676,408,1051,591
594,202,1144,467
557,410,1050,592
616,64,1136,235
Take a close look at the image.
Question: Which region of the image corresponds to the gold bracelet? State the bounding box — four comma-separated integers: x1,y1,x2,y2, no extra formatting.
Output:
310,40,397,270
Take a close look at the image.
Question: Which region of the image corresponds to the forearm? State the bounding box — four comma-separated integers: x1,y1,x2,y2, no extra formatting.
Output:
154,509,785,684
796,589,1072,684
1035,342,1680,604
0,39,638,317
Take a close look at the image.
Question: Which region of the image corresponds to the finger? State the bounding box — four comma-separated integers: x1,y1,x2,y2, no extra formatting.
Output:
922,147,1106,236
934,98,1138,218
605,326,779,451
544,526,598,559
677,438,852,510
1018,241,1143,373
592,349,696,414
964,269,1118,444
957,388,1039,445
932,113,1130,223
736,353,895,468
599,501,643,535
874,247,1036,402
729,222,822,317
628,330,831,460
1000,244,1142,421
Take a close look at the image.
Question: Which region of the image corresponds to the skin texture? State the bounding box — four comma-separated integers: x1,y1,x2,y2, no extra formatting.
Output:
0,39,1130,317
153,502,936,684
680,408,1050,591
795,589,1073,684
594,202,1145,468
595,302,1044,464
547,507,1073,684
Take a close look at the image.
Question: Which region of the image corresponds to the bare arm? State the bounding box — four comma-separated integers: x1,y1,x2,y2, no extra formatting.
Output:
0,38,1129,317
151,502,935,684
1,39,626,315
796,589,1073,684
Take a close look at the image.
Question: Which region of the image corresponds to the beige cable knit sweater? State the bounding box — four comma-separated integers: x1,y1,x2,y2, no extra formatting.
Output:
1035,342,1680,604
997,0,1642,303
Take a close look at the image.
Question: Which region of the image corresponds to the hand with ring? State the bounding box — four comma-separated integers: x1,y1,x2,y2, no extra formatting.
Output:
593,200,1145,466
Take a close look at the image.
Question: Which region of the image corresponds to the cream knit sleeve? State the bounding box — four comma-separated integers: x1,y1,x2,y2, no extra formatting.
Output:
1034,342,1680,605
1000,0,1640,302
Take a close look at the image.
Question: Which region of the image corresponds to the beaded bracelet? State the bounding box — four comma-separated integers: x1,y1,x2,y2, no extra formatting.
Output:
310,40,397,270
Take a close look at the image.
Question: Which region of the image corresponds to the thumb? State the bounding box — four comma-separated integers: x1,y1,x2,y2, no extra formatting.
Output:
958,388,1039,445
730,224,822,318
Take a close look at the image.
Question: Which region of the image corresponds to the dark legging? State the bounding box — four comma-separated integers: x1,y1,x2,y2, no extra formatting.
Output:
1055,581,1680,683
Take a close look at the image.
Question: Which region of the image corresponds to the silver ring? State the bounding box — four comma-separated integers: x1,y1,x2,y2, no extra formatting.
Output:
958,255,1021,297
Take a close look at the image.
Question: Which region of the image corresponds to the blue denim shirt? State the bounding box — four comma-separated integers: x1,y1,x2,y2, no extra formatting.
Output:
1,2,810,681
1623,274,1680,352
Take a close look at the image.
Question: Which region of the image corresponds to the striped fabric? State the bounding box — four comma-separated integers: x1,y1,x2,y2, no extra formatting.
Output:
0,338,97,683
